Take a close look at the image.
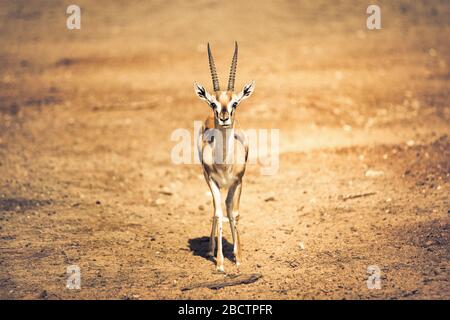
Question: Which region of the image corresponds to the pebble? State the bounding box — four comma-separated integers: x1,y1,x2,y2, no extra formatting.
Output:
159,187,173,196
406,140,415,147
154,198,166,206
365,169,384,178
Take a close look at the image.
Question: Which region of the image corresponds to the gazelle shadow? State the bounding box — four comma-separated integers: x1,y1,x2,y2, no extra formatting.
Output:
0,198,51,212
188,236,235,262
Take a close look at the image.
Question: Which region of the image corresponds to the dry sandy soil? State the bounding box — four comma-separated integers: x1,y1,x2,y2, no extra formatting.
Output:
0,0,449,299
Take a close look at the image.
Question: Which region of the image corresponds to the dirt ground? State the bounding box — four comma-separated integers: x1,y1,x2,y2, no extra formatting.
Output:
0,0,449,299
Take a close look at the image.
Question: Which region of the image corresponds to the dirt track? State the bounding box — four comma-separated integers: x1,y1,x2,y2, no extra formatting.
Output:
0,0,449,299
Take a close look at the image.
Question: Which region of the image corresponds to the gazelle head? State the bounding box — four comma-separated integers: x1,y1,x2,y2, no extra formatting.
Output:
194,42,255,128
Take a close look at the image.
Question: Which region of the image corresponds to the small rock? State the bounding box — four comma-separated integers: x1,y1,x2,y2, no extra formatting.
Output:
159,187,173,196
198,205,205,211
298,242,305,250
365,169,384,178
95,200,101,205
154,198,166,206
264,196,275,202
406,140,415,147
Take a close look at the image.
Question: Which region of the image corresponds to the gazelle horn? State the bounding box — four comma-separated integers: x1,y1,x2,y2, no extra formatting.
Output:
227,41,238,92
207,43,220,92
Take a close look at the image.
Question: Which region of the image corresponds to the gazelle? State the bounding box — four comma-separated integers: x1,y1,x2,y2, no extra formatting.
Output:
194,42,255,272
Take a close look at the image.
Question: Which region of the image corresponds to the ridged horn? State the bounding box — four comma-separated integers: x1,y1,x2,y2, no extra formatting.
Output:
227,41,238,91
207,43,220,92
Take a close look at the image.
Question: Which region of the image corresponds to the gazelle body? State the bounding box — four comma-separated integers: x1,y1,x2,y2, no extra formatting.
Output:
194,42,255,272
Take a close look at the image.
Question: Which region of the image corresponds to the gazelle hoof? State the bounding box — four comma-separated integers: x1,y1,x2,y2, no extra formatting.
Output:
216,265,225,273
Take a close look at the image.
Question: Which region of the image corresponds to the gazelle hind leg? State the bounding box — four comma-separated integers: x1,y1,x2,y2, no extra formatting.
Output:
207,216,217,257
233,183,243,265
234,219,242,266
226,183,242,265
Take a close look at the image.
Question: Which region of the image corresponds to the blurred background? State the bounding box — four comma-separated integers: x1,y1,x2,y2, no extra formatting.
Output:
0,0,448,299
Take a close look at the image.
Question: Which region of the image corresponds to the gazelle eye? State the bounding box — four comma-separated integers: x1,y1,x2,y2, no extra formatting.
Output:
232,102,238,108
210,103,217,109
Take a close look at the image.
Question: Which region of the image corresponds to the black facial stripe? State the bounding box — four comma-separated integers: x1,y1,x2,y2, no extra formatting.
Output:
243,84,253,96
198,86,206,98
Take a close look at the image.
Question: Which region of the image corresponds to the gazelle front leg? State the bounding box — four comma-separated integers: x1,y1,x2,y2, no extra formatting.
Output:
208,179,225,272
226,182,242,265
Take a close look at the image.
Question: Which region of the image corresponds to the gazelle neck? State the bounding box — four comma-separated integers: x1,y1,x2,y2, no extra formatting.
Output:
213,125,235,165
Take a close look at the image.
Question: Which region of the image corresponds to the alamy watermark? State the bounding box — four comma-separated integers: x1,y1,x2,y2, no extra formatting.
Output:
171,121,280,175
366,5,381,30
66,5,81,30
366,265,381,289
66,265,81,290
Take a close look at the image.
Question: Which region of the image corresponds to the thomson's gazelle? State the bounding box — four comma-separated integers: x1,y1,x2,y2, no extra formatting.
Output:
194,42,255,272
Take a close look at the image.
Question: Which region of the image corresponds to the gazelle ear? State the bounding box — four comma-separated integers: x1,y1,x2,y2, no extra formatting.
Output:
237,81,255,102
194,82,213,102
